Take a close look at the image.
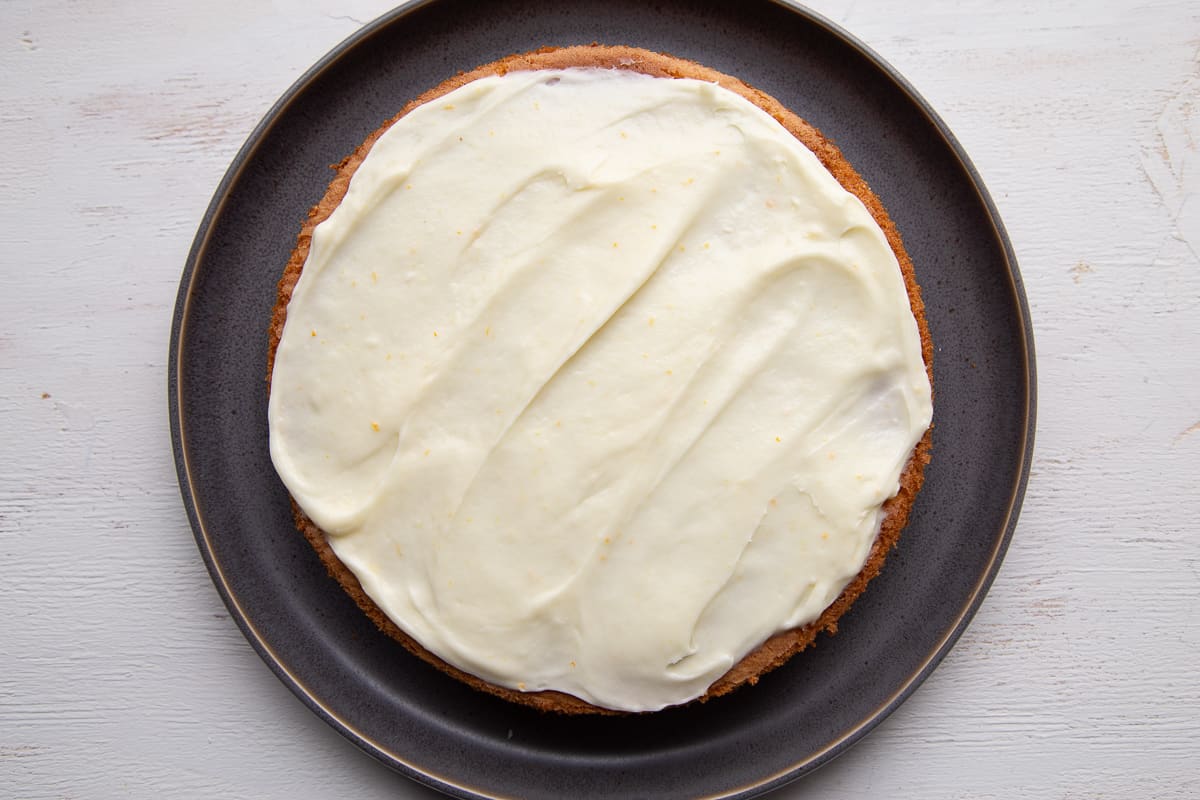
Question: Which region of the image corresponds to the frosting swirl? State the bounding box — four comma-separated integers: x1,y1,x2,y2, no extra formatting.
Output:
269,68,932,711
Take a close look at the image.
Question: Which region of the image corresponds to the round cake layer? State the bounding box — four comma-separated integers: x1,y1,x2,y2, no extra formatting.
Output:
268,46,933,714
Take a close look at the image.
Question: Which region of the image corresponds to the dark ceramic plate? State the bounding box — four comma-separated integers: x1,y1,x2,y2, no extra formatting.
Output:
169,1,1035,798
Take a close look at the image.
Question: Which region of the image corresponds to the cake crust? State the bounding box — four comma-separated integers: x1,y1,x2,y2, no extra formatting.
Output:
267,44,934,715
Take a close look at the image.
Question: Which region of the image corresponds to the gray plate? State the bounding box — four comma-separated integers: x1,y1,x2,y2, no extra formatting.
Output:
169,1,1036,798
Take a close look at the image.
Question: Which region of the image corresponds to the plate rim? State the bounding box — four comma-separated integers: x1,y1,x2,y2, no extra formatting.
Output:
168,1,1037,797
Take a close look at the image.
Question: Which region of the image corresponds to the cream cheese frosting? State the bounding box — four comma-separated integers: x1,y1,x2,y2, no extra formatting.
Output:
268,67,933,712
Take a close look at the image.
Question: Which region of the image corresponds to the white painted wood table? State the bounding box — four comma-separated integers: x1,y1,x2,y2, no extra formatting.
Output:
3,1,1197,797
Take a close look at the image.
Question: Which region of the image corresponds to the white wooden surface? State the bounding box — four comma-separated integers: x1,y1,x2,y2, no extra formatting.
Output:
2,1,1198,797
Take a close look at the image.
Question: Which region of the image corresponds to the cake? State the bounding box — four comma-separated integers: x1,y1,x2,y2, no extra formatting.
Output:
267,45,933,714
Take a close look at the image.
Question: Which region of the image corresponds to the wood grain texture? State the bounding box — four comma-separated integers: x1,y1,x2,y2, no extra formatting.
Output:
1,1,1197,798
